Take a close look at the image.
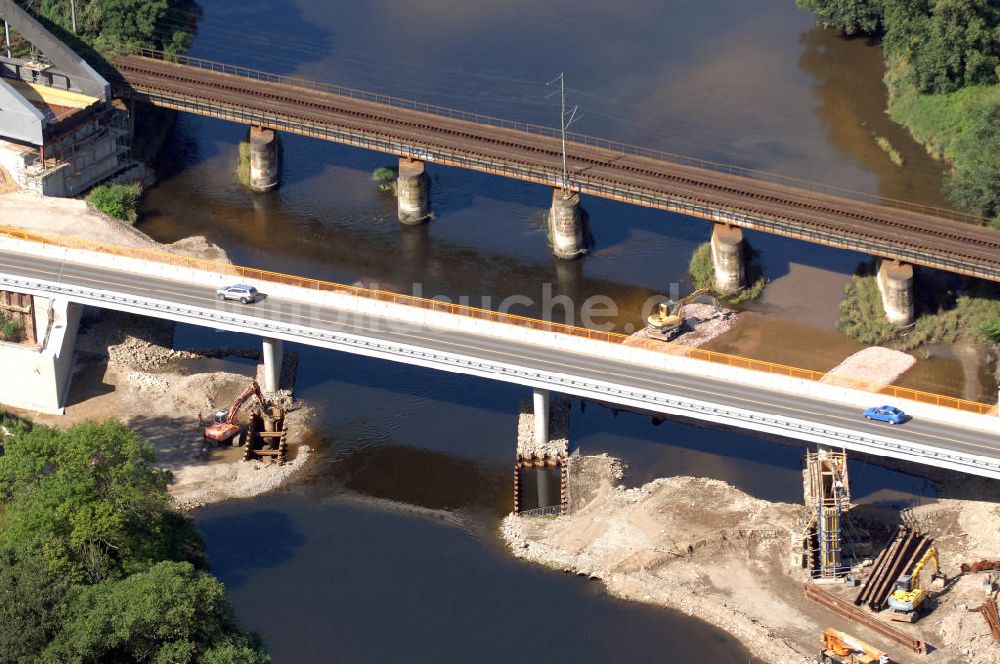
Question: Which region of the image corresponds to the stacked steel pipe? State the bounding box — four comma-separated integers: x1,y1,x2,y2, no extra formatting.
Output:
854,526,930,611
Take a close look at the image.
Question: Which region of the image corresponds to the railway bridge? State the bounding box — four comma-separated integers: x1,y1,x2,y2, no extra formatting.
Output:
110,50,1000,327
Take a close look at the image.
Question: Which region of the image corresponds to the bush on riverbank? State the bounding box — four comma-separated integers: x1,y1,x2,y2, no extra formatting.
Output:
837,263,1000,351
87,182,142,224
688,241,766,304
798,0,1000,225
0,418,269,662
22,0,199,54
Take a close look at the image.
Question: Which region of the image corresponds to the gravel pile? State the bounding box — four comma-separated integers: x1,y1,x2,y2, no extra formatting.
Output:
516,396,570,456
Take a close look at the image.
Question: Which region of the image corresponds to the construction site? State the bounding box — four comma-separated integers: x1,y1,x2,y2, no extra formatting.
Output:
0,0,139,196
503,404,1000,664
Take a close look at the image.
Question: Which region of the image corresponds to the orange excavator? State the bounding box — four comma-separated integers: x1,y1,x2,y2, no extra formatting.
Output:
820,628,892,664
204,379,267,444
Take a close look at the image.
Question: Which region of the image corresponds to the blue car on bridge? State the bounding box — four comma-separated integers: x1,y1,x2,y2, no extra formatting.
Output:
864,405,906,425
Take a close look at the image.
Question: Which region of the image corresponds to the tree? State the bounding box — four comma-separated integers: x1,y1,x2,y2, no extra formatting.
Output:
883,0,1000,93
40,562,269,664
19,0,197,54
948,98,1000,217
0,420,205,583
0,547,70,664
796,0,885,35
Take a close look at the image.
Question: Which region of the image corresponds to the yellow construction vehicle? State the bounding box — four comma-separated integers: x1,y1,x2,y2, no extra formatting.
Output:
819,628,892,664
888,545,947,622
645,288,710,338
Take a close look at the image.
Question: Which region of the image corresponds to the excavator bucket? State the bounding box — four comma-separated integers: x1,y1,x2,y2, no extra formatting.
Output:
930,574,947,591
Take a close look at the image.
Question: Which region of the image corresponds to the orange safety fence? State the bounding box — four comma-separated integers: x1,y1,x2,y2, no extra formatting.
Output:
0,224,993,416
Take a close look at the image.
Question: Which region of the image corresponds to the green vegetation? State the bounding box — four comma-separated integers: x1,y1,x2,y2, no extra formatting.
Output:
688,241,767,304
19,0,198,55
0,312,22,342
87,182,143,224
237,141,252,189
837,263,1000,350
874,135,904,166
372,166,398,193
798,0,1000,224
0,417,269,663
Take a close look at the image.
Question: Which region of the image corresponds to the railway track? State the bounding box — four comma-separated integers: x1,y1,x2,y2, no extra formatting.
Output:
112,54,1000,277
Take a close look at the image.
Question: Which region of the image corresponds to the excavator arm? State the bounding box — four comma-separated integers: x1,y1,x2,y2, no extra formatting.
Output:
669,287,710,316
224,379,266,424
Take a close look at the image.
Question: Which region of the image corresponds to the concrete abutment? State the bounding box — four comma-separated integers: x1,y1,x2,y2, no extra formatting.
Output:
876,259,914,327
397,157,430,224
247,126,281,192
710,223,745,293
0,295,80,414
548,188,586,259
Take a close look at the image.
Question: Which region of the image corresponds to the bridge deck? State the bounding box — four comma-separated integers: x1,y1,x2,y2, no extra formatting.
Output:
112,53,1000,281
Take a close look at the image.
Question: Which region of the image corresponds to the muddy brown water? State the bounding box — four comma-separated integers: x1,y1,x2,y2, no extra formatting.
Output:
131,0,974,660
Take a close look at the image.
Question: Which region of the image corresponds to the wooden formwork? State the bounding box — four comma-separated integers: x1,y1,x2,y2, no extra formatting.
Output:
0,290,35,344
243,406,289,464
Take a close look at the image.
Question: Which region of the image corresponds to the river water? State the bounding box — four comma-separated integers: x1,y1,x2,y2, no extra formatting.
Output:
138,0,958,660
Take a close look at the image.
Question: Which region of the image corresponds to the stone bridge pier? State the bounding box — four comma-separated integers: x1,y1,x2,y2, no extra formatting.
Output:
710,223,745,293
876,259,914,326
247,126,281,192
397,157,431,224
548,188,586,259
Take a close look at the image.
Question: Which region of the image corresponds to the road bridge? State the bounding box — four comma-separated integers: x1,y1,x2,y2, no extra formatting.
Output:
0,227,997,480
109,50,1000,296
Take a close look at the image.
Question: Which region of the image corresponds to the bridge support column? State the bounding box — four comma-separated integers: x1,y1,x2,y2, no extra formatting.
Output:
549,188,585,259
876,259,914,326
262,337,283,393
710,223,745,293
247,126,281,192
397,157,430,224
533,388,549,446
533,388,551,508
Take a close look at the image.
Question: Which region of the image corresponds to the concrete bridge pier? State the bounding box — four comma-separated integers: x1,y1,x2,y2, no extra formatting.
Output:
397,157,431,224
710,223,745,293
533,388,551,508
549,188,585,259
876,259,914,326
247,126,281,192
262,337,283,393
533,387,549,446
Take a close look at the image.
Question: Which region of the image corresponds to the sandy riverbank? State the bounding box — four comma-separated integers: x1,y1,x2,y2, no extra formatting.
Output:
0,190,230,263
501,456,1000,664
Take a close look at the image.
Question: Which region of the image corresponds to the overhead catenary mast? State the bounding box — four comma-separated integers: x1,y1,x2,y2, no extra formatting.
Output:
546,72,579,198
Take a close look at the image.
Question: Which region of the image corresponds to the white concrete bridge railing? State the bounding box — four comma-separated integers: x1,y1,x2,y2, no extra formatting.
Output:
0,231,997,477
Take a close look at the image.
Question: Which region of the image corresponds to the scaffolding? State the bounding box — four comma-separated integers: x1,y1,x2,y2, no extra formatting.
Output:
804,449,851,579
